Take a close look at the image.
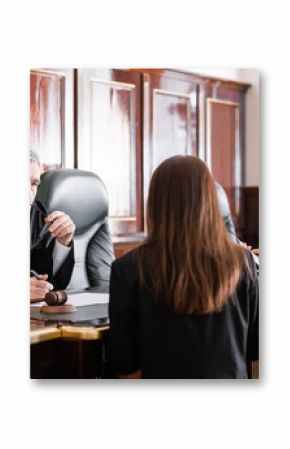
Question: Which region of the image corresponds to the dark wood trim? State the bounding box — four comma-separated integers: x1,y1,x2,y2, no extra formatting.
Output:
128,68,251,92
173,70,251,92
243,186,259,194
238,186,259,248
31,339,109,379
112,232,146,244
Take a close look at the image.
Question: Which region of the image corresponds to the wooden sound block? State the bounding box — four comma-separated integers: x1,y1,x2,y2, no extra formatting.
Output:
40,303,77,314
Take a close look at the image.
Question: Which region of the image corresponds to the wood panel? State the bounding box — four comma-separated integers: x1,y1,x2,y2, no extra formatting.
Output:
242,187,259,248
209,101,237,186
31,339,108,379
113,232,146,259
77,69,142,235
206,98,241,225
143,72,198,213
30,69,74,170
113,242,141,259
200,73,248,233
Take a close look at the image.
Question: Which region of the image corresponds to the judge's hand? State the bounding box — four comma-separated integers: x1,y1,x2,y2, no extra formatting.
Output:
45,211,76,247
239,240,252,251
30,274,53,300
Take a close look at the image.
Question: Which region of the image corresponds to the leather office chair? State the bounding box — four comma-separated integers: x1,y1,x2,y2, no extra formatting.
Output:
36,168,115,291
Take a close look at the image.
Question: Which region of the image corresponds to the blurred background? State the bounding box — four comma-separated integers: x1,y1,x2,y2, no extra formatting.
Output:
30,67,259,257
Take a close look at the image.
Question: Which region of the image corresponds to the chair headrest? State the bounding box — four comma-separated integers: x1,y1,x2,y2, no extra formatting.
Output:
36,169,109,235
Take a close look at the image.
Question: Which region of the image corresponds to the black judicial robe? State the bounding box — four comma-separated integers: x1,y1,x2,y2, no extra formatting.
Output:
30,201,75,290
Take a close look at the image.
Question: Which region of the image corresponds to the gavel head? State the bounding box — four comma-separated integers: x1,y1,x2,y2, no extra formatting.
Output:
44,290,67,306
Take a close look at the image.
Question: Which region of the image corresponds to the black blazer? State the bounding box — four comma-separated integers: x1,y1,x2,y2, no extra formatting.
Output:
109,249,259,379
30,201,75,290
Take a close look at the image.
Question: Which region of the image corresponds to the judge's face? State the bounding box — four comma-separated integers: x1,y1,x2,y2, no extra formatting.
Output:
30,160,41,206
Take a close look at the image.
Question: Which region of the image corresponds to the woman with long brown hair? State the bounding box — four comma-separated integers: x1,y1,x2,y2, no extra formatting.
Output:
109,155,258,378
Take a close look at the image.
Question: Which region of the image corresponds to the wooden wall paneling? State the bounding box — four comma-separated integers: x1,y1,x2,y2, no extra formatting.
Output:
30,68,74,170
113,232,145,259
202,80,248,236
242,187,259,248
142,71,198,218
77,69,143,235
206,98,241,222
131,69,250,94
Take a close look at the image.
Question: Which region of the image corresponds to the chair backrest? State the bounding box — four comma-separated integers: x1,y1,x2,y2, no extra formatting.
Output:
36,168,114,290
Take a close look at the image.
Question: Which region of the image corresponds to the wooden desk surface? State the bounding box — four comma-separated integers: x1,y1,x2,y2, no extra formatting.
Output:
60,325,109,340
30,322,61,344
30,320,109,344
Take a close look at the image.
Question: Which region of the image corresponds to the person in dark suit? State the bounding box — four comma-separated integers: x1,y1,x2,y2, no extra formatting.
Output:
109,155,258,379
30,150,75,300
215,182,237,241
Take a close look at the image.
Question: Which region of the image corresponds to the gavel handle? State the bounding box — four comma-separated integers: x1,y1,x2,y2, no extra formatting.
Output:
30,291,67,305
30,298,43,304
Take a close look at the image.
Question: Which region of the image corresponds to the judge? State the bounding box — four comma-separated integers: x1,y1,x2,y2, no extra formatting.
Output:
30,150,75,300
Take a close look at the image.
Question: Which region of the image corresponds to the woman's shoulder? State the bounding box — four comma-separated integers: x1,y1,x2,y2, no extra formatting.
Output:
112,248,141,283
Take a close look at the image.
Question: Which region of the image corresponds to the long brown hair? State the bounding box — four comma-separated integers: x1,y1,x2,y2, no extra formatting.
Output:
136,155,249,315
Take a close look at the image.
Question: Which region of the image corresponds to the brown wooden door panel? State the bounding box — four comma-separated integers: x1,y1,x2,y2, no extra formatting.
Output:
210,102,236,188
143,71,198,213
77,69,143,234
30,68,75,171
30,70,65,170
206,97,243,231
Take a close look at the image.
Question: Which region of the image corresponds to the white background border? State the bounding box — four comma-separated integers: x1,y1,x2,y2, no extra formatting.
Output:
0,1,288,448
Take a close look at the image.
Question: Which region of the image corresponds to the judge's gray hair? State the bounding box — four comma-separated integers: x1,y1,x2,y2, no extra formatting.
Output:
30,149,40,165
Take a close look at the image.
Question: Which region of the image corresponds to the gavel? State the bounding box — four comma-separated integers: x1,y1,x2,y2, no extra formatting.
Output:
30,270,67,304
30,289,67,306
44,290,67,306
30,270,75,312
